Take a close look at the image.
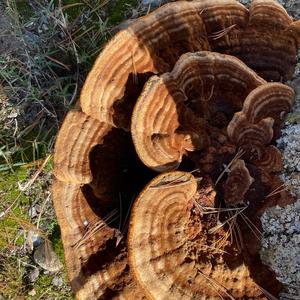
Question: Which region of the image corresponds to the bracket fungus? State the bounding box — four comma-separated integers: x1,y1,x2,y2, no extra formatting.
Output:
52,0,300,299
228,83,294,172
128,171,282,298
79,0,300,127
223,159,254,206
53,110,112,184
131,51,266,172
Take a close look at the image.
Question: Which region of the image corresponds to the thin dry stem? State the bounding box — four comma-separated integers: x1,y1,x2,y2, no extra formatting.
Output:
215,148,245,186
209,24,236,40
73,209,118,250
266,183,287,198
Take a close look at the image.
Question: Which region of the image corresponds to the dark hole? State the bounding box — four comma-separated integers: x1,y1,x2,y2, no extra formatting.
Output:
84,128,156,234
112,72,154,130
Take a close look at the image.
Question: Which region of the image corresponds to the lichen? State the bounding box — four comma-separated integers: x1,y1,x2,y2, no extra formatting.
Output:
260,47,300,298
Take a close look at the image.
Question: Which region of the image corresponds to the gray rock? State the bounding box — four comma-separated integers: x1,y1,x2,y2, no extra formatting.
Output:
28,206,37,218
33,241,62,273
26,230,42,251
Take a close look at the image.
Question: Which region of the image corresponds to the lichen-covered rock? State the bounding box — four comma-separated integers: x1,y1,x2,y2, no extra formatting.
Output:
260,39,300,298
277,125,300,172
261,201,300,296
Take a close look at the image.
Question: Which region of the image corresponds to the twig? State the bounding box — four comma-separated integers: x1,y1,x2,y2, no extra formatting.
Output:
209,24,236,40
36,192,51,230
17,154,52,192
215,148,245,186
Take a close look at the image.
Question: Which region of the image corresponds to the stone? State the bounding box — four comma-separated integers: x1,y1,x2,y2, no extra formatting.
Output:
33,241,63,273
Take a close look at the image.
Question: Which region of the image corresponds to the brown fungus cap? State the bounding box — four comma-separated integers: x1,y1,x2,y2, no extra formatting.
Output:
53,109,153,298
248,0,292,29
53,110,111,184
79,0,300,127
209,0,300,81
52,180,145,300
51,0,300,298
128,171,280,299
131,51,265,172
227,114,283,171
80,1,211,125
241,83,294,136
254,145,283,172
223,159,254,206
228,114,274,147
227,82,294,171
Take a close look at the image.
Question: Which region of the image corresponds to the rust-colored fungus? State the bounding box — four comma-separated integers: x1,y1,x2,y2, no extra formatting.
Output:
52,0,300,299
239,83,295,137
228,83,294,171
80,1,211,126
223,159,254,205
79,0,300,127
131,51,265,172
128,171,281,298
52,180,146,299
204,0,300,80
53,110,111,184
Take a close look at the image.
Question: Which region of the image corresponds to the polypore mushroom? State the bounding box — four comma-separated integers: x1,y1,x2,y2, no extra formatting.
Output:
228,114,274,147
205,0,300,81
52,180,145,299
53,109,111,184
79,0,300,127
255,145,283,172
128,171,282,298
80,1,211,126
52,0,300,298
223,159,254,205
53,109,155,298
227,82,294,171
228,114,283,171
131,51,265,172
241,83,294,137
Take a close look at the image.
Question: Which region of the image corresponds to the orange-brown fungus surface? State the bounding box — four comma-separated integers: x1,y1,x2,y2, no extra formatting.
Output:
131,51,265,172
128,171,281,299
52,0,300,299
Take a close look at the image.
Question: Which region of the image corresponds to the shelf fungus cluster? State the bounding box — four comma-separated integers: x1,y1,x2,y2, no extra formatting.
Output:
53,0,300,299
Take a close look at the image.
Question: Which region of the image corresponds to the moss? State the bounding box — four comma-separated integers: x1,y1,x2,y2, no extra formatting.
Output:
0,167,29,209
26,268,73,299
49,222,70,290
27,272,73,299
287,114,300,123
107,0,138,25
0,255,27,298
15,1,34,20
50,223,65,264
0,168,30,249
